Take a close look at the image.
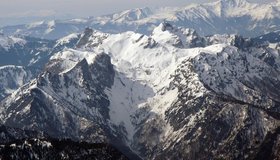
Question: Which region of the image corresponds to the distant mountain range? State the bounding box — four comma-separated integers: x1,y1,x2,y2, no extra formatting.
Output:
1,0,280,39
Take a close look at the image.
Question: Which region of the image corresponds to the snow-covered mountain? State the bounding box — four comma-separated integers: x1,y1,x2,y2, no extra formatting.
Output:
0,66,37,100
0,34,26,50
0,33,81,101
1,23,280,159
1,0,280,39
0,46,140,159
0,34,81,68
0,34,53,67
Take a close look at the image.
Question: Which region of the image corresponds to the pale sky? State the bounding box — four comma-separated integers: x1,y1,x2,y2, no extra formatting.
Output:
0,0,275,26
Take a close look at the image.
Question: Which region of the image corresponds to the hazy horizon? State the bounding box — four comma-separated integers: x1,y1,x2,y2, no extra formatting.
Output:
0,0,275,27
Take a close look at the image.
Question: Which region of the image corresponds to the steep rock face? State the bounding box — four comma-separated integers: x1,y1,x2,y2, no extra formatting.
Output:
0,52,114,141
0,50,141,159
130,45,280,159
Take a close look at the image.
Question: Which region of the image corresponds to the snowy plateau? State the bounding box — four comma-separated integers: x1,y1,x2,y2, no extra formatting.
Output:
0,0,280,159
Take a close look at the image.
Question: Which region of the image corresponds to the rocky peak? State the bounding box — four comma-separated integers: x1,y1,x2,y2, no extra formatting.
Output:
159,22,174,32
76,28,94,48
217,0,249,7
152,22,205,48
76,28,109,49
